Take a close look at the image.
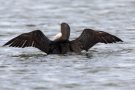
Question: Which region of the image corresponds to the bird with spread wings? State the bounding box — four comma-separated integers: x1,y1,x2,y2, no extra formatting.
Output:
3,23,123,54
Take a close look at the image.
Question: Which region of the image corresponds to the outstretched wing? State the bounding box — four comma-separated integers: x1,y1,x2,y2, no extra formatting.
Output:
3,30,50,53
70,29,123,52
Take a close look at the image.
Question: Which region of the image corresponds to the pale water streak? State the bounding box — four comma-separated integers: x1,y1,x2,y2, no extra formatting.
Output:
0,0,135,90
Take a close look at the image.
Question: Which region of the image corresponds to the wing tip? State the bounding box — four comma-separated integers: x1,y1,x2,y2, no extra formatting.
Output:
118,39,123,42
3,42,9,47
115,37,123,42
2,44,6,47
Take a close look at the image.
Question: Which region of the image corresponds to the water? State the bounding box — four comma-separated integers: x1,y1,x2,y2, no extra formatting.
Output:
0,0,135,90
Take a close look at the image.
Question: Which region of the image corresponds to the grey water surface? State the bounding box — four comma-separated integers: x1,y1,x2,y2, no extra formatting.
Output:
0,0,135,90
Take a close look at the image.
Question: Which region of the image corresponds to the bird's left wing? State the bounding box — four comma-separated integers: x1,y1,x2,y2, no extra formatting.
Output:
3,30,50,53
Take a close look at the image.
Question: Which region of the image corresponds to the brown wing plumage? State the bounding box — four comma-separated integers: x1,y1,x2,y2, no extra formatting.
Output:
70,29,123,52
3,30,50,53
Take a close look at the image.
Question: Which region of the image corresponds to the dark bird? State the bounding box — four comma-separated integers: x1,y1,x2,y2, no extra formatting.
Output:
3,23,123,54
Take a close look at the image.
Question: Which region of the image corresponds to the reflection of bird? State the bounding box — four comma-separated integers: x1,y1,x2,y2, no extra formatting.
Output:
3,23,123,54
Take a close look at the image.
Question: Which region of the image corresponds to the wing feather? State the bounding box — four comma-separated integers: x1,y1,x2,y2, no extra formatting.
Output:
70,29,123,52
3,30,50,53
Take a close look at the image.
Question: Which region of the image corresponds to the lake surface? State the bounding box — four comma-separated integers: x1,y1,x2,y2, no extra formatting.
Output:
0,0,135,90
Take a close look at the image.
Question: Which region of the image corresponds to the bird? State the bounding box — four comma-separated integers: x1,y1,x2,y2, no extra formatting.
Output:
3,22,123,54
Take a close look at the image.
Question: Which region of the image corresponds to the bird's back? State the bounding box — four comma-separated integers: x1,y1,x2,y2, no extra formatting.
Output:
48,40,71,54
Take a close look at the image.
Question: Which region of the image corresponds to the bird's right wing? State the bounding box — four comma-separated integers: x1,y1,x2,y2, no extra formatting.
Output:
70,29,123,52
3,30,50,53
